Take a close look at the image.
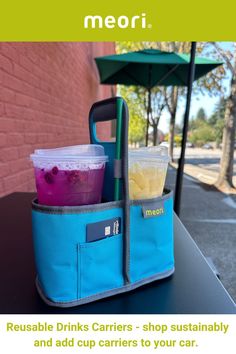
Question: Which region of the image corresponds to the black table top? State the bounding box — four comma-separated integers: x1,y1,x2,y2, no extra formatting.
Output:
0,192,235,314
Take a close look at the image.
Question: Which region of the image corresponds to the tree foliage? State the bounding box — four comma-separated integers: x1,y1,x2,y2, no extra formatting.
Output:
209,97,226,146
188,100,226,146
189,123,215,146
129,114,146,146
208,97,226,125
196,107,207,121
116,41,230,165
118,85,146,145
208,42,236,189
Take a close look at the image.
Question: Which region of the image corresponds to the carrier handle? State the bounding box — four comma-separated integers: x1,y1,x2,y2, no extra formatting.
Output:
89,96,127,202
89,96,127,144
89,97,131,285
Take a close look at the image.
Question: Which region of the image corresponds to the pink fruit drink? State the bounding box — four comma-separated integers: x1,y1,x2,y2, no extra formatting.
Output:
34,165,105,206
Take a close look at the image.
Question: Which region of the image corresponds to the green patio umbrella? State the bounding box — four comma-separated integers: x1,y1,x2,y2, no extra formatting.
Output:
95,48,221,87
95,47,223,214
95,48,222,144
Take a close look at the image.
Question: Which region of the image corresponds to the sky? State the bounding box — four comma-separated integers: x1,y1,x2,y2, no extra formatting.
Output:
158,93,223,134
158,42,233,133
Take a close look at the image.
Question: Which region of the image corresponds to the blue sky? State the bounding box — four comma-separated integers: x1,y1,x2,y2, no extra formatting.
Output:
158,42,233,133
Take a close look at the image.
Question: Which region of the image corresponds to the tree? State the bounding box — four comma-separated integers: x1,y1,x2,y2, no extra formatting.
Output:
165,86,179,161
117,85,147,146
139,41,222,160
149,90,166,145
188,97,227,148
189,122,215,146
158,42,191,161
116,42,188,152
212,43,236,190
175,123,183,135
196,107,207,121
215,119,225,148
117,42,169,146
208,97,226,147
208,97,226,125
129,114,146,146
116,41,226,158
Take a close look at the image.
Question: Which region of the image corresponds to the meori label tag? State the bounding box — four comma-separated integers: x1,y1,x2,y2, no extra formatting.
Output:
86,217,121,242
142,202,165,218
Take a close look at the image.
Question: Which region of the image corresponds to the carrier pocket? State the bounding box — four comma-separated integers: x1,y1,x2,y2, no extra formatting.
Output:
78,234,124,298
130,191,174,283
32,199,123,303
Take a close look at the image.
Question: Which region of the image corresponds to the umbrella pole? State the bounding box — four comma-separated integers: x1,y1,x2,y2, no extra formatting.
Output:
174,42,197,216
145,88,151,146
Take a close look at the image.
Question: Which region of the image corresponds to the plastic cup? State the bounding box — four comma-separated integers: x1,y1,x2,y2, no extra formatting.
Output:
128,146,170,200
34,144,104,156
30,145,108,206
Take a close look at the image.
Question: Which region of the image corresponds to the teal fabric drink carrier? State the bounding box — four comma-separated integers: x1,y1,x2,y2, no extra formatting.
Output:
31,97,174,307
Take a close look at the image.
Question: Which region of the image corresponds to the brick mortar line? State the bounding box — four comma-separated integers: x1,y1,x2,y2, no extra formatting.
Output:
1,67,97,106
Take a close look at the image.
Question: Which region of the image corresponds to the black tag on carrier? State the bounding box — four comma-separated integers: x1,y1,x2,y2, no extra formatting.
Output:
86,217,121,242
142,201,165,218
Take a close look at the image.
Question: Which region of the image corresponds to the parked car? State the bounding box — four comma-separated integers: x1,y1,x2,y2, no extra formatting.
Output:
202,143,213,150
186,142,194,148
160,142,169,148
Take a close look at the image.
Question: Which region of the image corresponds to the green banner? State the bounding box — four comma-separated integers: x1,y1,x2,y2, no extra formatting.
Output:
0,0,235,41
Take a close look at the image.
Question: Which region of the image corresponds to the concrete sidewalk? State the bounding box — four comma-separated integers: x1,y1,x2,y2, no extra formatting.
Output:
171,162,236,193
172,147,236,191
166,167,236,303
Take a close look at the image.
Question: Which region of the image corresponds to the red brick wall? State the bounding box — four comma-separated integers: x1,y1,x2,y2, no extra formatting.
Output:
0,42,115,197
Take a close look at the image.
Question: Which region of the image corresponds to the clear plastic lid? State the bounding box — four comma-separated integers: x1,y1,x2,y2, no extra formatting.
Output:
129,146,170,162
30,144,108,168
30,154,108,163
34,144,104,156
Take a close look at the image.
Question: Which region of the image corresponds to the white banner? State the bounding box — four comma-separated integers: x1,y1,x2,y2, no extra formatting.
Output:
0,315,235,353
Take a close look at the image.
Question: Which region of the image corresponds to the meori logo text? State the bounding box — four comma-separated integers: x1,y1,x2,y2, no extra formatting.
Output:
84,13,152,29
145,207,164,217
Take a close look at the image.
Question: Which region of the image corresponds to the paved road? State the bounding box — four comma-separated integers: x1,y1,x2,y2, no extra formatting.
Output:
166,167,236,303
174,147,236,171
183,157,236,175
174,146,235,158
173,148,236,186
